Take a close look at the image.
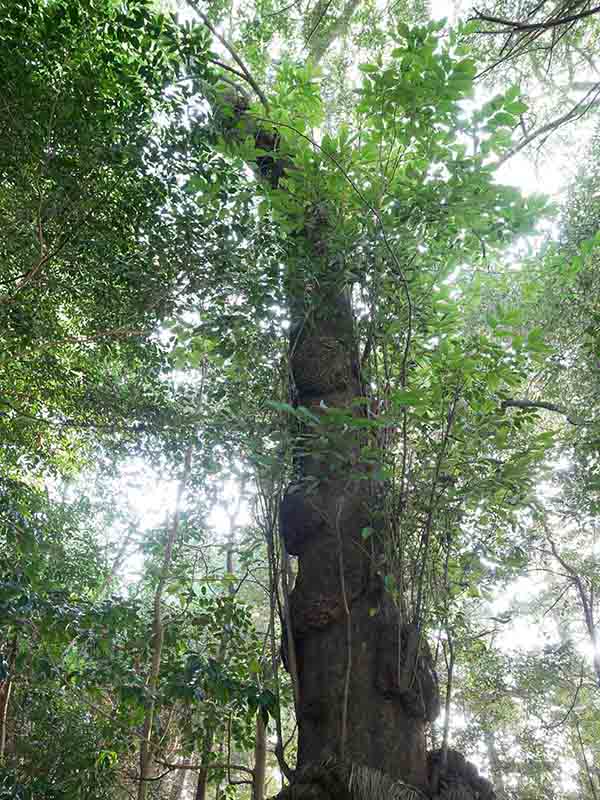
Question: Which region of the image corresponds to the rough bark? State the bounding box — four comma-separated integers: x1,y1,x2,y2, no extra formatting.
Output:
253,714,267,800
277,755,495,800
278,214,439,790
169,766,188,800
427,751,495,800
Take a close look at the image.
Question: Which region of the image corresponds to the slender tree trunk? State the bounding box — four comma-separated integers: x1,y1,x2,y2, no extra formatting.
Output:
252,714,267,800
194,487,244,800
214,739,225,800
575,719,599,800
0,635,17,763
194,768,208,800
194,732,212,800
169,766,188,800
0,679,12,763
484,731,506,799
547,533,600,687
138,447,193,800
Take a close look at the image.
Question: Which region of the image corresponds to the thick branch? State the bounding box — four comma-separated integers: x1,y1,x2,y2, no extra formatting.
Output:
473,3,600,33
500,398,590,425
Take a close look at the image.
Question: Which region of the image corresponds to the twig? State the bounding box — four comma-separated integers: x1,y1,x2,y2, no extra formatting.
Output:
264,0,302,17
155,759,254,775
543,661,585,731
307,0,361,66
208,57,249,84
1,171,126,303
495,82,600,166
306,0,335,46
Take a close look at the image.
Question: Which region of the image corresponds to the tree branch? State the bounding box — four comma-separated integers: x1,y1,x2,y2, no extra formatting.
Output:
307,0,361,66
186,1,270,111
473,3,600,33
495,81,600,166
500,398,590,425
155,759,254,776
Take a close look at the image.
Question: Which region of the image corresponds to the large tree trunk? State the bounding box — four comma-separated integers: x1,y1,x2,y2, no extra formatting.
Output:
215,92,494,800
279,230,438,791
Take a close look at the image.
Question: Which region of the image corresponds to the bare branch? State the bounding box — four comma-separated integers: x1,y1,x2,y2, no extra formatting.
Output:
495,82,600,166
500,398,591,425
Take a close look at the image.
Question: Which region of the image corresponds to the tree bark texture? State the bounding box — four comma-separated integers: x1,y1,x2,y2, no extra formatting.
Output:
279,224,439,790
169,766,188,800
253,713,267,800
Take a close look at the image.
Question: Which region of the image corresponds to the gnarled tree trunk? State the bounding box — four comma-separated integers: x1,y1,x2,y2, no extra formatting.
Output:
279,224,438,792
